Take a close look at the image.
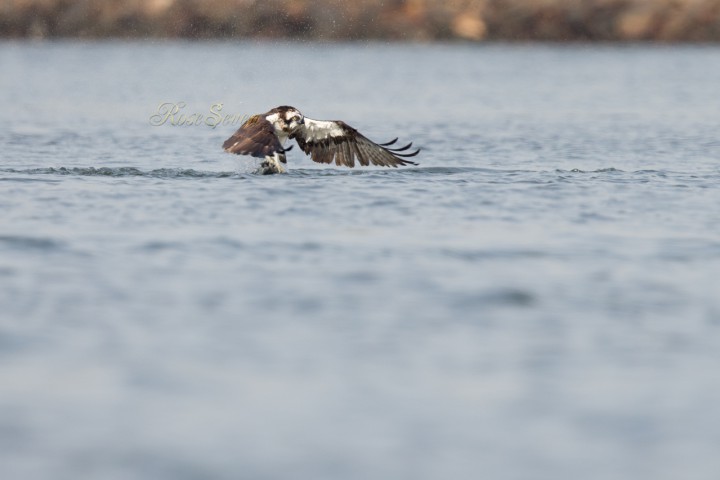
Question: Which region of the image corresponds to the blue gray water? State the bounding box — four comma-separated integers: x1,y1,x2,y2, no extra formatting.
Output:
1,41,720,480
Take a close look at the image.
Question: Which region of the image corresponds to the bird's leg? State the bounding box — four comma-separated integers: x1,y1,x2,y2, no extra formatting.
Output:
256,153,286,175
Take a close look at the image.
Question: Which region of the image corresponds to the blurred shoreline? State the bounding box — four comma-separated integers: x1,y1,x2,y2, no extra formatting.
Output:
2,0,720,42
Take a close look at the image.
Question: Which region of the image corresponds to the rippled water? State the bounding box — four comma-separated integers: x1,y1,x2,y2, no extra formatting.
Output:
1,42,720,480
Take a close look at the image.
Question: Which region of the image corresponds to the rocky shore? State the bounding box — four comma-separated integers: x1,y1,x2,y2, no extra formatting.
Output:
2,0,720,41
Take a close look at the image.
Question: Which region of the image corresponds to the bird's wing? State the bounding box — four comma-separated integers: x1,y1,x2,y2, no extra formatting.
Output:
222,114,285,158
292,118,419,168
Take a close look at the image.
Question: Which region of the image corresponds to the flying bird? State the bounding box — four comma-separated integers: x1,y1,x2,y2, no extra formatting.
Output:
222,106,420,174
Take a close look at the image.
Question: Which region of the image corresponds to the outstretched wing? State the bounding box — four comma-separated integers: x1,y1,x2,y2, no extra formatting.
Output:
292,118,419,168
223,115,285,158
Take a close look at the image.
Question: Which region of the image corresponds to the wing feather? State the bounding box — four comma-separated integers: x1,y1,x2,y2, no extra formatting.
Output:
341,141,355,167
352,142,368,166
222,115,283,158
293,118,419,169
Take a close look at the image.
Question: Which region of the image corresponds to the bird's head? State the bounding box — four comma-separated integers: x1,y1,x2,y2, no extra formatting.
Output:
282,108,304,133
269,106,304,133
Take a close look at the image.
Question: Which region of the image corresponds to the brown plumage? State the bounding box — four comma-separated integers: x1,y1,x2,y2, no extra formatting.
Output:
222,115,285,159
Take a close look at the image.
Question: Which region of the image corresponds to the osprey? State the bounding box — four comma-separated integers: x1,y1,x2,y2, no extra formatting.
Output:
222,106,420,174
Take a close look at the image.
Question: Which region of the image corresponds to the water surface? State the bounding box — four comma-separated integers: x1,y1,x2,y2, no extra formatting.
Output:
1,42,720,480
